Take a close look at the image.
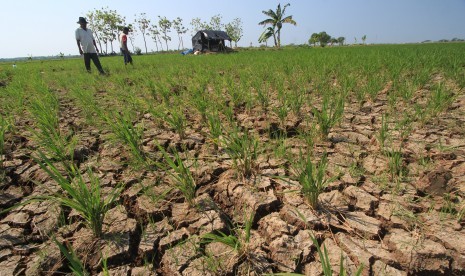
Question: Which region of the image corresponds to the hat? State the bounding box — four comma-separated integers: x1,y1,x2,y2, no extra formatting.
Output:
77,17,88,24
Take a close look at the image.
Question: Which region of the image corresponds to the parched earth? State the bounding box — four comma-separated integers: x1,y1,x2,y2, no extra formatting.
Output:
1,74,465,275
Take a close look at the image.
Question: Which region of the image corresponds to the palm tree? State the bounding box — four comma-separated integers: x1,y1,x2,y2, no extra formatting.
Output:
258,3,296,48
258,27,274,46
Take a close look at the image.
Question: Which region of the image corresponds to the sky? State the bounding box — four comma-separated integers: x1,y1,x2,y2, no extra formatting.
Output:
1,0,464,59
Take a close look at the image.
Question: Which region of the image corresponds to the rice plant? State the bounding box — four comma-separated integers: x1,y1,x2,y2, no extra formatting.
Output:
288,210,365,276
290,151,329,209
256,82,271,112
457,202,465,223
191,87,209,123
269,234,364,276
273,101,290,131
221,127,259,179
0,116,10,158
377,113,389,150
427,82,453,117
28,93,76,163
0,116,11,181
53,237,89,276
23,152,123,238
103,110,147,167
156,145,197,207
164,106,187,140
201,210,255,257
313,93,345,138
206,111,223,151
310,234,364,276
386,149,406,180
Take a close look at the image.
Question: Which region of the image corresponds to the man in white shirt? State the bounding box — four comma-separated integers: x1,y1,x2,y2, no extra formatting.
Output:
75,17,105,74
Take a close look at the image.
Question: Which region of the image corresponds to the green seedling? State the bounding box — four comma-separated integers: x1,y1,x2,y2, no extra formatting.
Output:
206,111,223,151
9,151,124,238
201,210,255,257
221,127,259,179
377,113,389,150
156,145,197,207
164,107,187,140
313,93,345,138
54,237,89,276
104,110,147,167
290,151,329,209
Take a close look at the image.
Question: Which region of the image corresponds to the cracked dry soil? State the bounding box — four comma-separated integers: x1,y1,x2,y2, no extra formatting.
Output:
1,72,465,276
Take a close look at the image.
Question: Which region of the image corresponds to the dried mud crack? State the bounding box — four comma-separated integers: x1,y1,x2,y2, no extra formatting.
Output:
1,47,465,275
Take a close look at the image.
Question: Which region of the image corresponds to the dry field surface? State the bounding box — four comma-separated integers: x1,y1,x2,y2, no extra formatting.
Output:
1,45,465,275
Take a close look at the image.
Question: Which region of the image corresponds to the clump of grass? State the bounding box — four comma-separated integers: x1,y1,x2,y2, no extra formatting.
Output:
164,107,187,140
0,116,10,155
290,151,329,209
28,95,76,166
256,83,271,112
286,210,365,276
273,101,289,131
310,234,364,276
377,113,389,151
53,237,89,276
191,87,209,123
428,82,454,117
157,145,197,207
103,110,147,167
313,93,345,138
0,116,11,181
206,111,223,151
457,202,465,223
13,152,124,238
221,127,259,179
386,149,407,181
201,210,255,258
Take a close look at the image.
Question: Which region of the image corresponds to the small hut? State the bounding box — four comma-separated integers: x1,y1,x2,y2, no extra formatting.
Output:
192,30,231,52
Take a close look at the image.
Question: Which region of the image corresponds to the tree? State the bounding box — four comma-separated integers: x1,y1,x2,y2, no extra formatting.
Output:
309,33,320,47
330,37,338,46
361,35,367,45
225,18,243,48
86,10,104,52
190,14,224,33
258,3,296,48
158,16,172,51
318,31,331,47
126,24,137,52
190,17,206,34
172,17,188,50
149,24,163,52
87,7,125,54
135,13,151,54
101,8,125,54
337,37,345,46
209,14,223,30
258,27,274,47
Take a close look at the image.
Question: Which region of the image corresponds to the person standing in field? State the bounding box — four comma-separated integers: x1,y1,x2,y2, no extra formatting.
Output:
120,27,133,66
75,17,105,74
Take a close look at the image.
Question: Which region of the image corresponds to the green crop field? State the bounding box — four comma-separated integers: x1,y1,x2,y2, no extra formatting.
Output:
1,43,465,275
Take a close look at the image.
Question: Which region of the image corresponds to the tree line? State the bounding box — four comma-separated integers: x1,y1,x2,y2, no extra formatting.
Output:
84,3,360,56
85,7,243,54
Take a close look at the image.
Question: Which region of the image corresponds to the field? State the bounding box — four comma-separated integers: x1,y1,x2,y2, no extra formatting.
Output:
1,43,465,275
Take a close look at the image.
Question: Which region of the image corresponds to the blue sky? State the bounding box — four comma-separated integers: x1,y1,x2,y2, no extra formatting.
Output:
1,0,464,58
